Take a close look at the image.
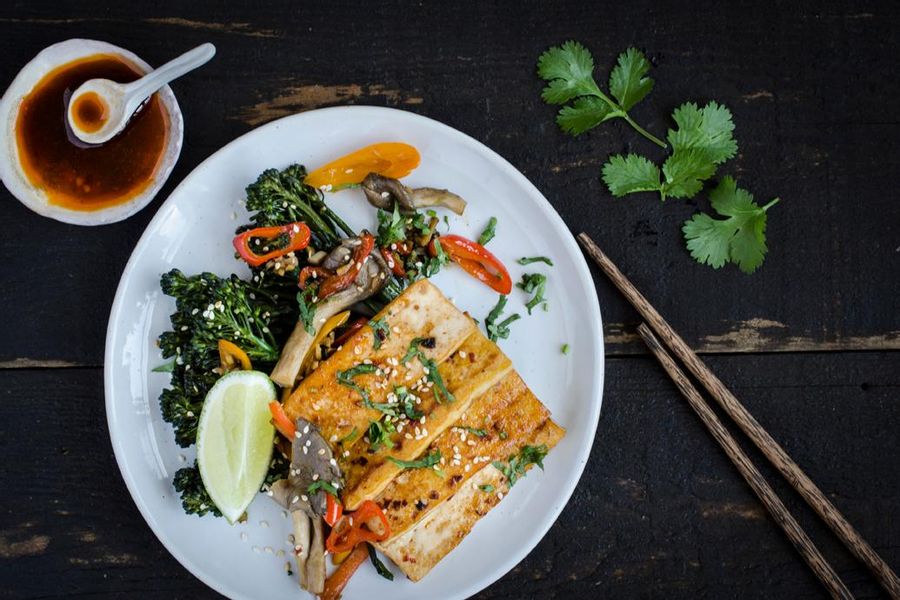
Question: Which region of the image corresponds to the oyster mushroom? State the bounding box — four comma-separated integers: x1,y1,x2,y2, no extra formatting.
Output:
361,173,467,215
270,418,343,595
270,235,388,388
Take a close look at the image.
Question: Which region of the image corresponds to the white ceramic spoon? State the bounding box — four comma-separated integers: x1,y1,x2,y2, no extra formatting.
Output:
67,43,215,144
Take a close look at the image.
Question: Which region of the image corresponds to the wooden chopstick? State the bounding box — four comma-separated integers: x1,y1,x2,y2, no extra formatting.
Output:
637,324,853,599
577,233,900,599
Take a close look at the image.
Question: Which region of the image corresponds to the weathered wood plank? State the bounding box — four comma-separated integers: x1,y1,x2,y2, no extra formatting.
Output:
1,1,898,363
0,353,897,598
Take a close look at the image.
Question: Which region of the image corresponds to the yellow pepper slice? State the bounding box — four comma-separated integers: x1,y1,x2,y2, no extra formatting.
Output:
218,339,251,372
305,142,420,189
300,311,351,373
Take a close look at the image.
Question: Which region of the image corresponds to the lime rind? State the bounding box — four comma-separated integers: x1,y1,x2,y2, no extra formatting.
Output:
196,370,276,523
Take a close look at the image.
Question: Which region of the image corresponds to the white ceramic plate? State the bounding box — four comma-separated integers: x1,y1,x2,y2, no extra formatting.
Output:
105,106,604,600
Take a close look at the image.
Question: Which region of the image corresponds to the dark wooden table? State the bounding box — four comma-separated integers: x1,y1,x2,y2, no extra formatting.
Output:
2,1,898,598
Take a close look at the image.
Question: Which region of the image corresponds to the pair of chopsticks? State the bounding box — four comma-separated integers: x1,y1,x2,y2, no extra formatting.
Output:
577,233,900,600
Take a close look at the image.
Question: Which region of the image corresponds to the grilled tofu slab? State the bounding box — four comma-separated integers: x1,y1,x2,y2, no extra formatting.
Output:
375,370,551,538
378,419,565,581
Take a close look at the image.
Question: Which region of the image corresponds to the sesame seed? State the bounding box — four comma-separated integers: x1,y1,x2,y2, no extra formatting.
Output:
295,431,302,439
292,496,299,504
302,446,308,454
240,532,248,541
252,545,261,554
303,425,310,434
343,450,350,457
330,435,338,443
465,464,471,472
459,351,468,359
265,546,274,554
305,439,312,447
260,520,269,528
301,495,308,502
318,448,326,455
498,492,504,500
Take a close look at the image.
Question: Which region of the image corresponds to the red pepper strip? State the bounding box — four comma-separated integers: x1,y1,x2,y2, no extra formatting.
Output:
232,222,311,267
325,500,391,554
431,234,512,294
320,544,368,600
379,247,406,278
333,317,367,347
324,493,343,527
317,233,376,299
298,266,333,290
268,401,296,439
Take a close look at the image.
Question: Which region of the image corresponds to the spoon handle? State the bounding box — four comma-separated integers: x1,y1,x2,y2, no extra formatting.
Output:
125,43,216,103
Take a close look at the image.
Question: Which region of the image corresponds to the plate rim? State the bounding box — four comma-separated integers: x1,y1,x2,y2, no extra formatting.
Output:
104,105,605,600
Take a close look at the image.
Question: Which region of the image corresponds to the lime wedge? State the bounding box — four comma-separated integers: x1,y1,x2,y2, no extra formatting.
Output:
196,370,276,523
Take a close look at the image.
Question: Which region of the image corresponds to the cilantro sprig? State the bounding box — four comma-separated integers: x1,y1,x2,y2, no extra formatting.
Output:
683,177,779,273
602,101,737,200
538,42,665,147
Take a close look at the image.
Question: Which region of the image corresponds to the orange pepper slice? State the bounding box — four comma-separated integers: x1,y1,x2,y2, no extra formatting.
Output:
305,142,420,189
217,339,252,372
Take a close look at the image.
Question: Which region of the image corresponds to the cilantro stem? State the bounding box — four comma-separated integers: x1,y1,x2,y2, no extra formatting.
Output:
762,198,781,211
623,114,667,149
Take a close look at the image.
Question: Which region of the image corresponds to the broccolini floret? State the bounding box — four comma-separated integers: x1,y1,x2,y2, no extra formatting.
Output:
244,164,354,248
173,463,222,517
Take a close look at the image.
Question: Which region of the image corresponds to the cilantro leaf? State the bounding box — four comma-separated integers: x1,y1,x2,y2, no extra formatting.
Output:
537,42,665,147
602,101,737,200
556,97,614,135
602,154,661,197
608,47,655,111
682,177,779,273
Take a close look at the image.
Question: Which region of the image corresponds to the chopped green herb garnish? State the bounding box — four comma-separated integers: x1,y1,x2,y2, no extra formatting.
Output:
484,295,521,342
337,363,377,404
367,543,395,581
400,338,454,403
394,386,423,420
463,427,488,438
296,287,318,335
367,419,395,451
306,480,339,496
478,216,498,245
517,256,554,266
492,444,549,487
370,316,390,350
561,343,570,355
387,449,442,470
499,431,508,440
517,273,548,315
376,203,405,247
339,427,359,445
479,484,496,493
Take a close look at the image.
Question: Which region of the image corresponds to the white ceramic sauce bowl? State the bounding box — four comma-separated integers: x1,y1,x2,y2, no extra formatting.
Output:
0,39,183,225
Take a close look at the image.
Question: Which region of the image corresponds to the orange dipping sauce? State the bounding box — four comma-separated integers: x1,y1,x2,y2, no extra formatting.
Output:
15,54,169,211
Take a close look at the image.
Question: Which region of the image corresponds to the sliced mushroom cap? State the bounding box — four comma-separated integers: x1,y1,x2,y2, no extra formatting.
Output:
269,235,389,388
269,418,342,596
290,418,343,518
362,173,467,215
